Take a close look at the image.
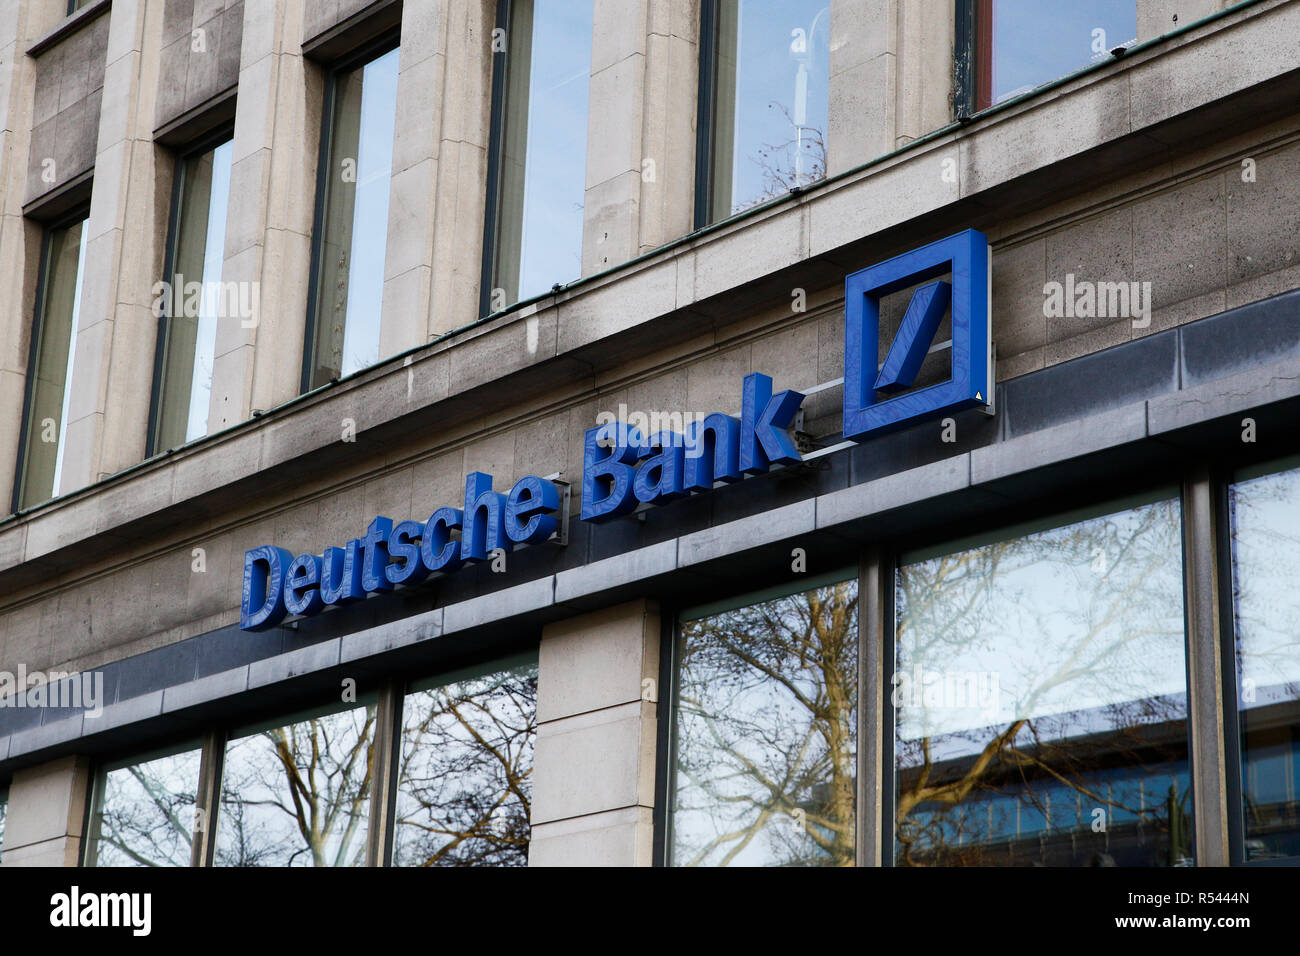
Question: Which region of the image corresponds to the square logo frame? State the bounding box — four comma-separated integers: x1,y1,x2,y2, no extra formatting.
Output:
842,228,992,443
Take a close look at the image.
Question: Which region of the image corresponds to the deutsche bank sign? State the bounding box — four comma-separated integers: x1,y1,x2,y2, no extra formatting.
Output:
240,230,992,631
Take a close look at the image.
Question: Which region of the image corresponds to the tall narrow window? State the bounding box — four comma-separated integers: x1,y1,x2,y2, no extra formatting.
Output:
1229,459,1300,862
215,700,377,867
305,43,400,391
894,494,1191,866
669,574,859,866
85,744,204,867
151,137,233,453
699,0,830,225
484,0,593,311
15,216,89,510
0,786,8,864
976,0,1136,110
392,656,538,866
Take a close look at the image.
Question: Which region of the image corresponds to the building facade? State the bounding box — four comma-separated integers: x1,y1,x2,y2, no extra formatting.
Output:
0,0,1297,867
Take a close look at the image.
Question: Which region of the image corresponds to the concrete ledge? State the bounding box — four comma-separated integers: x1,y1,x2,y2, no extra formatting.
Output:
161,666,249,714
247,640,341,691
1148,356,1300,435
6,714,84,757
971,404,1148,486
91,690,163,733
442,577,556,634
679,499,816,568
555,540,677,604
817,455,970,529
339,607,444,664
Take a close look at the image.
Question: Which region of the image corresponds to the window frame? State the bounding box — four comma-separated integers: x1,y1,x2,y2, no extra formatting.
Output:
301,30,402,395
145,125,236,459
1218,453,1300,867
11,204,92,514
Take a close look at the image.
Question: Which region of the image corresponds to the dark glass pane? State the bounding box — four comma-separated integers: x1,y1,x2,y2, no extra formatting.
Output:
708,0,829,221
986,0,1136,106
492,0,592,305
672,578,859,866
215,702,377,866
1230,461,1300,861
87,746,203,867
895,497,1191,867
17,218,88,509
308,46,399,389
154,138,233,451
393,658,538,867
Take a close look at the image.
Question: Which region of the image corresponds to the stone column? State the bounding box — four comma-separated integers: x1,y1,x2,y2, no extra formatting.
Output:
529,599,660,866
58,0,168,490
0,755,92,866
208,0,318,430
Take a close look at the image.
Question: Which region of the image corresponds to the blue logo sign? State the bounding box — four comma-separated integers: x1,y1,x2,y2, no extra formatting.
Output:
239,231,993,631
843,228,991,442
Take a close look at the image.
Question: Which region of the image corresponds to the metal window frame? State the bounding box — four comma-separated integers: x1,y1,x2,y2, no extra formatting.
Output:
11,204,93,515
144,124,237,460
1217,455,1300,867
651,469,1251,867
300,30,403,395
692,0,720,230
478,0,514,320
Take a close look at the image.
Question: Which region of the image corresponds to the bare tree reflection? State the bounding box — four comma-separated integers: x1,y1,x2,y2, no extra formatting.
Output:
216,706,375,867
673,581,858,867
93,750,201,867
393,666,536,867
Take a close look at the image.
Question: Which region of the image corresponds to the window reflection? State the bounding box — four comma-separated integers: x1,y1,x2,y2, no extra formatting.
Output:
154,138,233,451
393,658,537,866
981,0,1136,109
671,577,858,866
705,0,830,222
0,787,8,864
895,497,1191,866
17,217,88,509
307,45,399,389
215,702,377,867
87,745,203,867
1229,460,1300,861
490,0,593,307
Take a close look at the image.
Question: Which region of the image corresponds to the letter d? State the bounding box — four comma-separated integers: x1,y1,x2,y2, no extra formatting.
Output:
241,545,294,631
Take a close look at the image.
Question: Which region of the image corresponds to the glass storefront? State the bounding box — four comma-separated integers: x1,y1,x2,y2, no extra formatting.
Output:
1229,458,1300,862
85,743,203,867
894,494,1191,866
669,573,858,866
393,657,537,866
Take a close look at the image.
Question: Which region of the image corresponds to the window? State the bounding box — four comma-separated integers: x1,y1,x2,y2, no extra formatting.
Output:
668,573,859,866
69,0,94,12
150,137,233,454
84,744,203,867
14,215,89,511
698,0,830,225
215,699,378,866
1228,458,1300,862
392,656,538,866
304,43,400,391
974,0,1136,110
0,785,8,864
483,0,593,311
894,494,1191,866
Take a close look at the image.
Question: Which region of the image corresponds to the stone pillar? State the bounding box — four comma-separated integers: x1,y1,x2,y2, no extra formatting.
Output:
58,0,168,491
425,0,494,336
530,599,660,866
0,0,53,508
582,0,699,276
208,0,318,431
0,756,91,867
